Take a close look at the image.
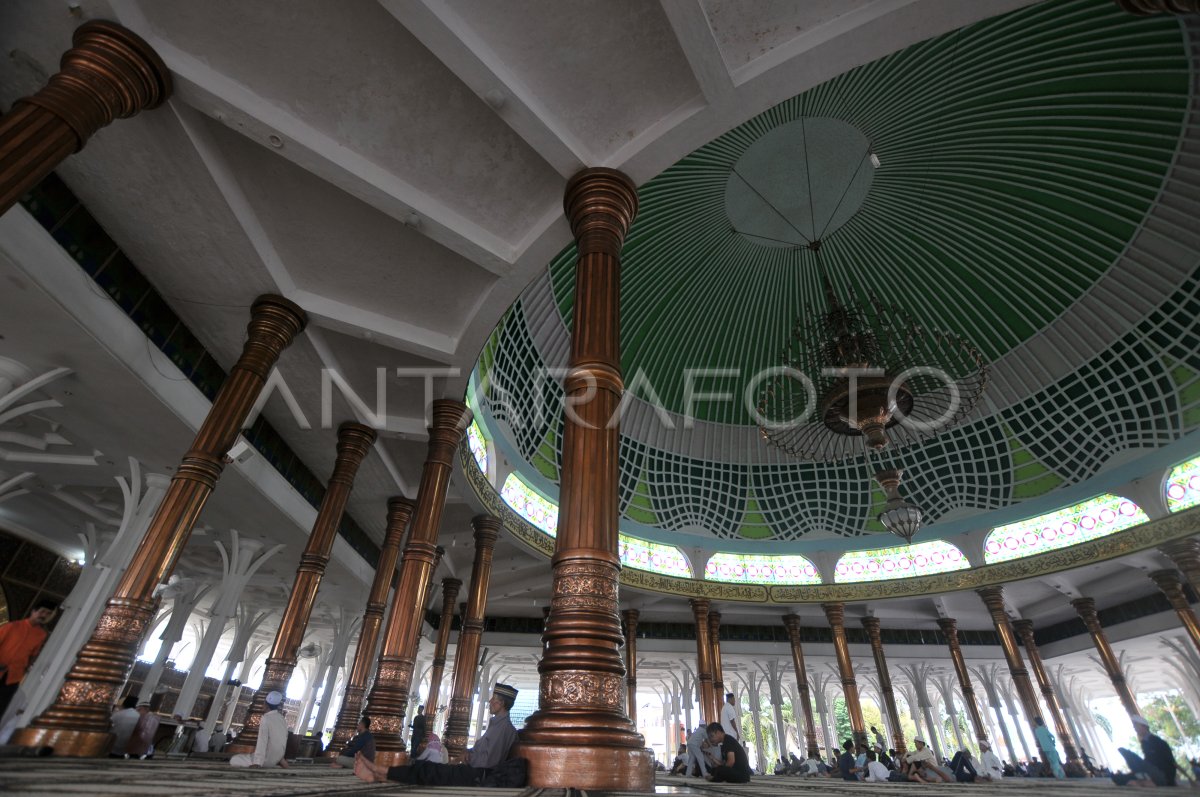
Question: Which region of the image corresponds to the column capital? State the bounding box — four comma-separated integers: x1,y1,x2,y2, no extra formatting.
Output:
427,400,472,459
471,513,502,547
328,421,377,485
386,496,416,527
689,598,711,616
1011,618,1035,639
936,617,959,636
708,610,721,632
976,585,1008,615
1150,568,1187,601
822,602,846,626
783,613,802,637
622,607,640,626
441,576,464,596
861,615,882,640
1070,597,1100,629
563,168,638,256
18,21,172,147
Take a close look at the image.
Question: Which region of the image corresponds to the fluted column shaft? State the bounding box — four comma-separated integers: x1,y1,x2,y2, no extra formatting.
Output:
624,609,640,725
423,577,463,725
1149,569,1200,657
691,599,715,725
861,617,906,754
364,399,470,765
1012,618,1081,770
444,516,500,763
14,296,305,756
325,498,413,755
936,617,988,746
783,615,820,759
514,169,651,791
0,21,171,215
228,422,376,753
708,611,724,716
976,587,1050,766
822,603,867,746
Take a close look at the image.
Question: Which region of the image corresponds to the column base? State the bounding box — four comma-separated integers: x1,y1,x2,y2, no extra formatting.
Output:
374,749,410,768
511,742,654,791
10,726,114,757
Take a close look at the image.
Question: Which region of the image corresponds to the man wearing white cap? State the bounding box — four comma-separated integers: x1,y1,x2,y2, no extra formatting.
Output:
977,740,1004,781
1113,715,1179,787
355,682,524,787
230,690,289,769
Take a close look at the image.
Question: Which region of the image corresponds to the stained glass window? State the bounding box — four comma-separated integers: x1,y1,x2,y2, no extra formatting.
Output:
704,553,820,584
834,540,968,583
1165,454,1200,512
619,535,692,577
467,419,488,474
500,473,558,537
984,494,1147,564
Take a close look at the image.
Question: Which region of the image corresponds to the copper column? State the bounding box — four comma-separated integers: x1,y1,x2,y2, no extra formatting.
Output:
1012,619,1083,772
1149,569,1200,657
513,168,652,791
936,617,989,746
423,577,463,725
624,609,640,726
229,421,375,752
1070,598,1140,719
325,498,414,755
0,21,171,216
862,616,906,754
976,587,1050,765
709,611,725,710
362,400,469,765
444,515,500,763
822,603,867,746
783,615,820,759
13,296,304,755
690,598,716,724
1160,539,1200,594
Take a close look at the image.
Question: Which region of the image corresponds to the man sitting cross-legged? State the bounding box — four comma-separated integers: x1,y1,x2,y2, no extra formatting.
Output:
355,683,521,787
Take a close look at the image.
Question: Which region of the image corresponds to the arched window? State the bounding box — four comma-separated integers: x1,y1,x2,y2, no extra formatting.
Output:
1165,454,1200,512
500,473,558,537
619,535,692,577
704,553,820,584
984,494,1147,564
834,539,968,583
466,419,488,474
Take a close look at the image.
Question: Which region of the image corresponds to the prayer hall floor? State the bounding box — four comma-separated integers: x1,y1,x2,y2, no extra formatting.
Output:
0,760,1123,797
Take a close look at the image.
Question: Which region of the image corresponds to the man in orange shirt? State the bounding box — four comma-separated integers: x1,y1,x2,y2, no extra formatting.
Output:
0,599,58,717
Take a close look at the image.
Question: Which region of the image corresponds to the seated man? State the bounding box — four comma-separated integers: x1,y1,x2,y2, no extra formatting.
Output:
231,691,288,768
669,745,688,775
838,739,860,781
331,716,374,769
905,738,952,783
704,722,752,784
977,741,1004,782
864,750,891,782
416,731,447,763
1113,715,1178,787
109,696,139,758
355,683,520,787
949,749,979,782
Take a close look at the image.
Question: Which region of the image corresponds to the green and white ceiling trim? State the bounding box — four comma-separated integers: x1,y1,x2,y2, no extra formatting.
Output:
468,0,1200,580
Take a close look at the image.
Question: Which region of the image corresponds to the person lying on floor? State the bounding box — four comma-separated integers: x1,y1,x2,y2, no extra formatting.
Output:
354,683,521,787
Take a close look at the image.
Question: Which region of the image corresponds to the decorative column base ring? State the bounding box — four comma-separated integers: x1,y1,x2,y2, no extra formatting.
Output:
510,743,654,791
12,598,155,755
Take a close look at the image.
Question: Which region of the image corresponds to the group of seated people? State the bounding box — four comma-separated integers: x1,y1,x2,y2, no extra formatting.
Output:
107,695,162,760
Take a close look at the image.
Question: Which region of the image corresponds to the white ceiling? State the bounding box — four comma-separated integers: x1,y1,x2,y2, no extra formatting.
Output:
0,0,1195,706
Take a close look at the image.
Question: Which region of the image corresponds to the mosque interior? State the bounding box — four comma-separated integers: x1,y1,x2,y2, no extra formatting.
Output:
0,0,1199,793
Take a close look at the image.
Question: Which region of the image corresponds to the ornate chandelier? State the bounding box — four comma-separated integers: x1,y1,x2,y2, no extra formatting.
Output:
873,468,923,545
757,248,988,461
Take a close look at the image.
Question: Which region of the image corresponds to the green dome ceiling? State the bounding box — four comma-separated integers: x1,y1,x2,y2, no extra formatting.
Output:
474,0,1200,549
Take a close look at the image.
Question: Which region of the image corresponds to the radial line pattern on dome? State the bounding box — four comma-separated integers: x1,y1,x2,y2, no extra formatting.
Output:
473,0,1198,548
